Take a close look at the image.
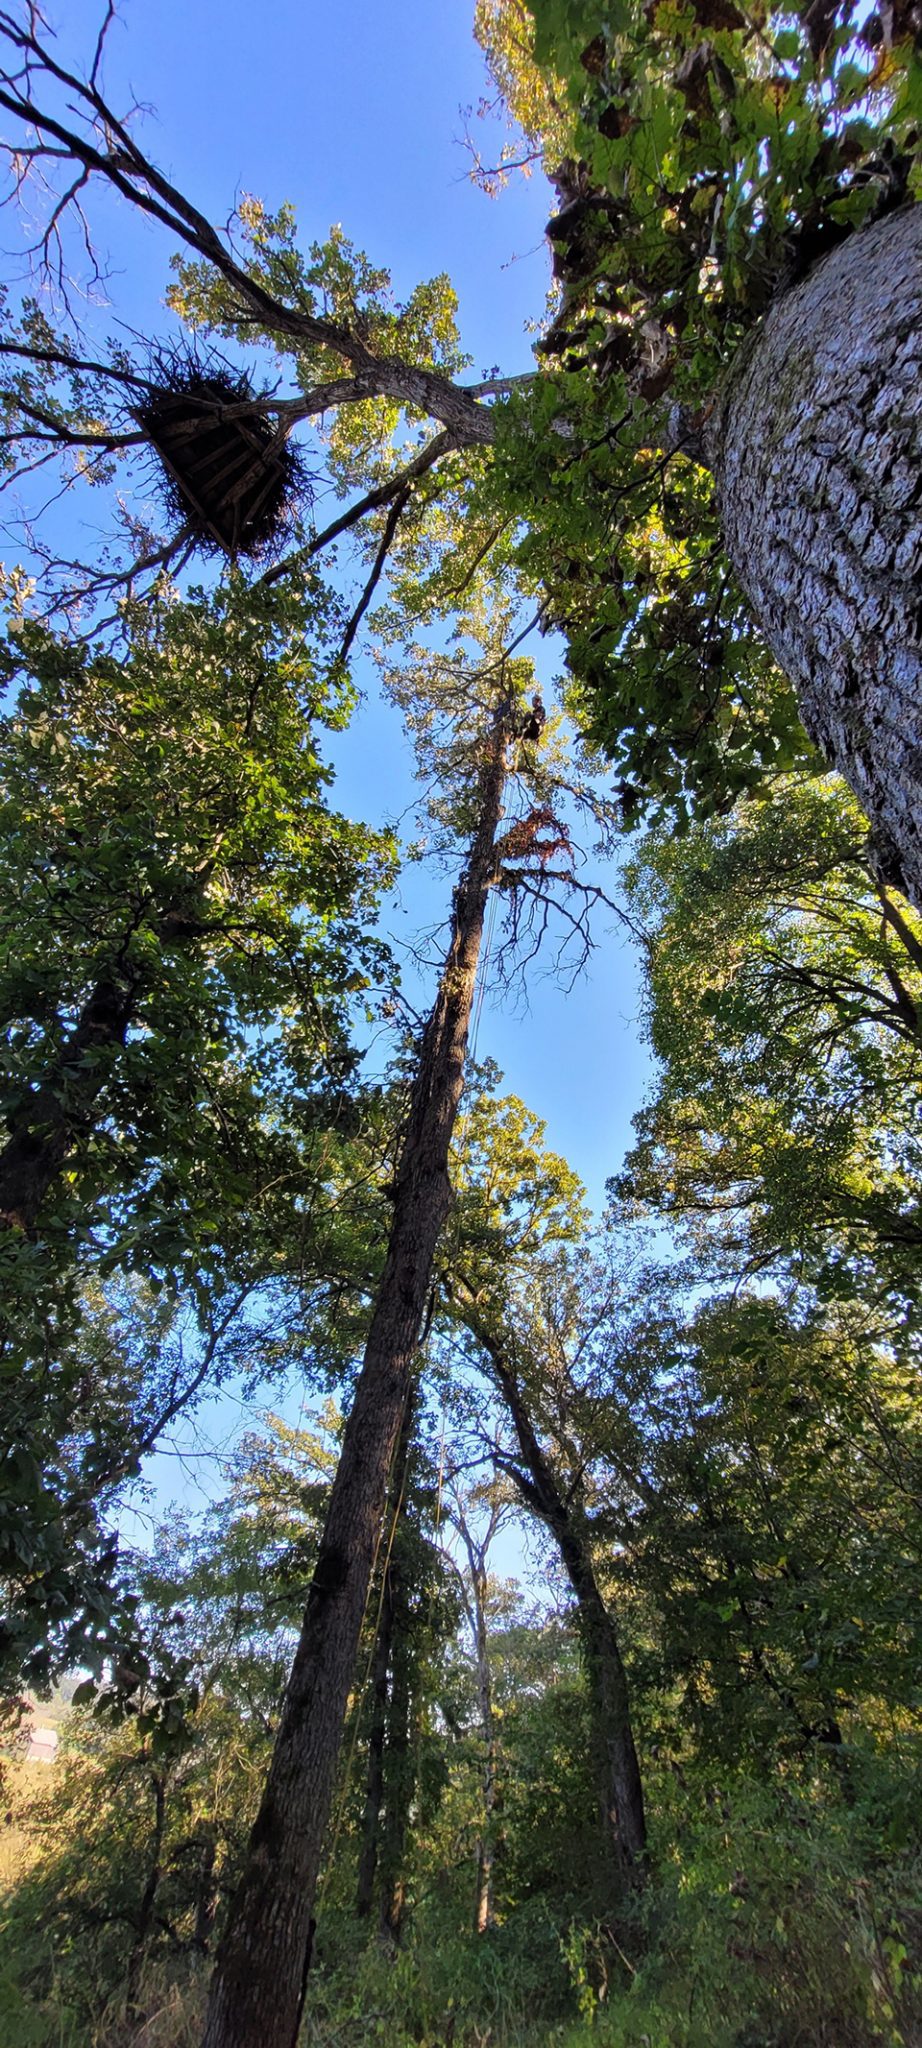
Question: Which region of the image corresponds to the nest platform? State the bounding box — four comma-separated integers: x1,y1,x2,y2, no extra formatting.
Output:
136,360,308,558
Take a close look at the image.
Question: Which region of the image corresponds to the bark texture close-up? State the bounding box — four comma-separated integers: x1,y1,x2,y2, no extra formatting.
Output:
708,205,922,907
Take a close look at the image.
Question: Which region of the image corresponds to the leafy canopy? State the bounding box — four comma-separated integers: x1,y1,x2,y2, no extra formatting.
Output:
480,0,922,824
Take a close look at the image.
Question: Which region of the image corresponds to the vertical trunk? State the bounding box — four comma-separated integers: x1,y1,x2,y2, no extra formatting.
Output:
485,1341,646,1880
355,1570,394,1920
0,973,136,1234
193,1827,219,1953
125,1771,166,2020
575,1569,647,1884
471,1560,498,1935
200,706,511,2048
377,1554,413,1947
356,1388,416,1920
708,206,922,909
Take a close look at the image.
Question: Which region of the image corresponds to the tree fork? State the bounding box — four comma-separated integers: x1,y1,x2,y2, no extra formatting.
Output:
200,704,512,2048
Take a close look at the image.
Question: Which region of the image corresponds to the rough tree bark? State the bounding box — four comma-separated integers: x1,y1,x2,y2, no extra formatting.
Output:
468,1323,646,1880
199,703,512,2048
707,205,922,907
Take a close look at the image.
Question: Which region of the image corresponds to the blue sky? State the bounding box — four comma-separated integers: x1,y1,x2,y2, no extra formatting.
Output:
32,0,654,1207
57,0,547,381
25,3,656,1534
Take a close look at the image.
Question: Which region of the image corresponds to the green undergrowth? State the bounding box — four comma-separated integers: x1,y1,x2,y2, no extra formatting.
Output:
2,1752,920,2048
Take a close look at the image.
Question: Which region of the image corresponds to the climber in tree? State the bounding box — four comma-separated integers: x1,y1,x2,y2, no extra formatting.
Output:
521,692,546,745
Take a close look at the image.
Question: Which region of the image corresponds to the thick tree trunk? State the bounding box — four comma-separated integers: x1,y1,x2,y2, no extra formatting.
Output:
484,1341,646,1879
200,707,511,2048
0,973,135,1233
709,205,922,907
566,1541,647,1884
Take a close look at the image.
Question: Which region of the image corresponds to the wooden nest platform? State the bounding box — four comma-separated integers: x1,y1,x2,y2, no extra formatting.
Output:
136,355,311,559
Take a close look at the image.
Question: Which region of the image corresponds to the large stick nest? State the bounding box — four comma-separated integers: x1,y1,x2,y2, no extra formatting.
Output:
135,351,313,559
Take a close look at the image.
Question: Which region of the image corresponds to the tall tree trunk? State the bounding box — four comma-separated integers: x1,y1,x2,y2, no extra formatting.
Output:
200,705,511,2048
355,1567,394,1921
470,1556,498,1934
377,1552,413,1947
125,1770,166,2020
356,1388,416,1920
708,205,922,909
0,973,136,1233
483,1338,646,1880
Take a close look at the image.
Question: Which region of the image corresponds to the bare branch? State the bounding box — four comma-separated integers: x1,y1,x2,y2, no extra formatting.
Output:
0,9,498,439
0,336,148,386
19,521,195,628
260,428,454,588
0,387,143,448
335,485,411,667
90,0,116,92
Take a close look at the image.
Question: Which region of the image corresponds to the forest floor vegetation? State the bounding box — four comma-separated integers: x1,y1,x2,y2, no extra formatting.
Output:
2,1740,920,2048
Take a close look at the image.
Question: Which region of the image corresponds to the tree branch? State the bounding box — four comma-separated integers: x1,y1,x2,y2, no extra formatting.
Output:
336,485,411,667
0,11,497,439
260,428,453,588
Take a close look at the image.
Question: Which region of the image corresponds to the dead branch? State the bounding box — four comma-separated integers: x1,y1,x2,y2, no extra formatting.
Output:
335,485,412,667
494,857,641,997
